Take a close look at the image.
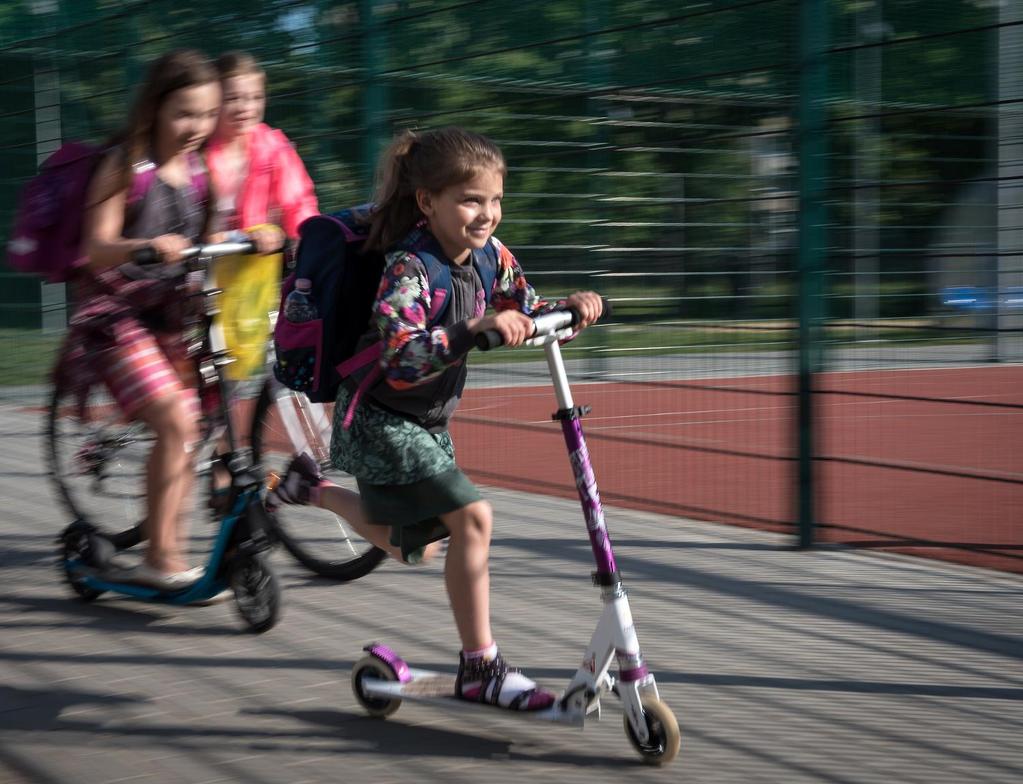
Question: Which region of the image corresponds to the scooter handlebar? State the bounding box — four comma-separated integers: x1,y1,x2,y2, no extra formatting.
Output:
474,296,612,351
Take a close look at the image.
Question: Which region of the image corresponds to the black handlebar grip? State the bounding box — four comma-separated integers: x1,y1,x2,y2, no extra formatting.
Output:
130,246,160,265
474,330,504,351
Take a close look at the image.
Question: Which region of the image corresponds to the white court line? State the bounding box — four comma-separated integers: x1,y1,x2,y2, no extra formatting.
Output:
582,415,795,432
523,403,793,426
521,398,1021,429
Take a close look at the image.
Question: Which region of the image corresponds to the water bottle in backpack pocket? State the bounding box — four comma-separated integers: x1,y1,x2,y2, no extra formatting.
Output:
284,279,319,322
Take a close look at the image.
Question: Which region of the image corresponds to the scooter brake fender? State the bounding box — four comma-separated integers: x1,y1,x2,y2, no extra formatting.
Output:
363,643,413,683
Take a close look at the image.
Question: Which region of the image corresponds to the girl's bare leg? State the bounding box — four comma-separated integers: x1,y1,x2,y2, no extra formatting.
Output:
438,501,493,652
135,391,198,574
314,485,443,563
314,485,401,559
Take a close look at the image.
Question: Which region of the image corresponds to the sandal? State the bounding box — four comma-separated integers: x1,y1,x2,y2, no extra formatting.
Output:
455,650,556,711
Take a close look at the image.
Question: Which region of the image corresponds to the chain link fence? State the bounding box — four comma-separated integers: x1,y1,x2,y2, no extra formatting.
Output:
1,0,1020,571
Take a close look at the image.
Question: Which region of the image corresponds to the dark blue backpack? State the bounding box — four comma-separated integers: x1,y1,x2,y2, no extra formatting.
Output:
273,204,499,407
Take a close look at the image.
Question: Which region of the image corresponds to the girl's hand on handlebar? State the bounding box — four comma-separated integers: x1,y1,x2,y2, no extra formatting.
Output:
472,310,534,347
246,225,285,255
566,291,603,329
148,234,191,264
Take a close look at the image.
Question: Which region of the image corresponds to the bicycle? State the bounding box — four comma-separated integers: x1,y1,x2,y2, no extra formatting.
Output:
47,242,382,610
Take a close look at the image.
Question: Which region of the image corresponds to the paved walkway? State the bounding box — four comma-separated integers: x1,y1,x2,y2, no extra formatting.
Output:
0,401,1021,783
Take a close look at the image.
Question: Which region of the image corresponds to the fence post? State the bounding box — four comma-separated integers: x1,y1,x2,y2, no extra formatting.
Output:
360,0,388,188
796,0,828,549
997,0,1023,362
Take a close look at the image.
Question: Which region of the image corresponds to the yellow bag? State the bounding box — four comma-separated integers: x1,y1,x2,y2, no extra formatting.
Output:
213,242,283,381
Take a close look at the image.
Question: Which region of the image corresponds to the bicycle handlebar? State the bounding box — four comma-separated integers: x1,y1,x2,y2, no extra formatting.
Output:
129,240,259,266
473,297,612,351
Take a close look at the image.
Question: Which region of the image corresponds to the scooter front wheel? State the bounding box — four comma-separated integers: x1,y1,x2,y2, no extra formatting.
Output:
229,554,280,633
351,655,401,718
624,695,680,766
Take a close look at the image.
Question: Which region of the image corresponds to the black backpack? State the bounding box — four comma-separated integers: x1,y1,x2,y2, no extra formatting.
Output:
273,205,498,405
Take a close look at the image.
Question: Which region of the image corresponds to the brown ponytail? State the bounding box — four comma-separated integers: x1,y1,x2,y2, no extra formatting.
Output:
365,126,507,252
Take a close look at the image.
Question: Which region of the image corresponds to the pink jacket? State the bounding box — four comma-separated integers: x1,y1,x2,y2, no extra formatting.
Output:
206,122,318,238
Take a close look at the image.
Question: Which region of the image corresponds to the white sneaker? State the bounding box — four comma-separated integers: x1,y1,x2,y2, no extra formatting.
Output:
103,563,201,591
188,588,233,606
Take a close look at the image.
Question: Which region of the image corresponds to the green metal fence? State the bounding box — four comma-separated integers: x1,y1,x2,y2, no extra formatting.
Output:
1,0,1020,571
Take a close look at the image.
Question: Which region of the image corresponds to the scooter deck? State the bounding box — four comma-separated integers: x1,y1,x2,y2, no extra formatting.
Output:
68,562,228,604
398,672,456,697
360,667,583,725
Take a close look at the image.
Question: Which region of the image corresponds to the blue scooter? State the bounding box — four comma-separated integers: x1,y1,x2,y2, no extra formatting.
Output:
53,241,281,632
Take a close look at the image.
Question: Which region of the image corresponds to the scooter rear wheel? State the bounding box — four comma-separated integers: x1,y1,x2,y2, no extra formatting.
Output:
351,655,401,718
229,554,280,633
624,695,680,766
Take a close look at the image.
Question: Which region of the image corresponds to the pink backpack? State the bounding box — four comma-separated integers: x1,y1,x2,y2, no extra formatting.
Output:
6,143,206,283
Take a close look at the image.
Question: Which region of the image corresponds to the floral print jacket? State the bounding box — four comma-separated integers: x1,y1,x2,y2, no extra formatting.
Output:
346,232,555,431
375,235,547,389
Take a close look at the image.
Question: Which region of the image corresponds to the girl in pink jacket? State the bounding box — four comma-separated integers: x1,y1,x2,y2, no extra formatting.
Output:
207,52,319,244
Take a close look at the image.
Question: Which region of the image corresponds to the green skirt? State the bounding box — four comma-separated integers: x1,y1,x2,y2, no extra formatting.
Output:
330,385,482,561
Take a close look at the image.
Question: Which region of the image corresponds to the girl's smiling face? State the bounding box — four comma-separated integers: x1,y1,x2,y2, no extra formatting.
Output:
417,167,504,265
218,73,266,138
155,82,221,156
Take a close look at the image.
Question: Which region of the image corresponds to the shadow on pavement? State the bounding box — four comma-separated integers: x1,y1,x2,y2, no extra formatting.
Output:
246,707,635,767
0,685,144,731
0,594,241,637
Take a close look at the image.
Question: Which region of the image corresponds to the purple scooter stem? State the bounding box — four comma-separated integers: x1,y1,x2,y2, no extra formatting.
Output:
560,416,618,578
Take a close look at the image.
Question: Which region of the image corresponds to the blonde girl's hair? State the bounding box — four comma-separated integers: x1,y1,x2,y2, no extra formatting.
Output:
366,127,507,252
214,51,265,82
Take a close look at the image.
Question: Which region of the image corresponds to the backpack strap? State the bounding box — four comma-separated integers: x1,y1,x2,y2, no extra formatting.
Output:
126,152,208,206
415,237,500,326
418,250,452,324
127,159,157,205
473,240,500,307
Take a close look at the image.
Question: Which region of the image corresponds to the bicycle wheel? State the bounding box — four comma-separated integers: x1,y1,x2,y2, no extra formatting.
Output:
47,381,151,531
47,379,220,536
250,378,385,581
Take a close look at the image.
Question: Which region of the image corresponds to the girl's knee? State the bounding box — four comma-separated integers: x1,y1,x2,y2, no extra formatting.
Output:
142,392,200,449
446,500,492,540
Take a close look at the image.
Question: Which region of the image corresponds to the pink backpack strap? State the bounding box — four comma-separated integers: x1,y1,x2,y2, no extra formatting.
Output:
337,341,382,378
126,153,207,205
342,365,382,430
337,342,385,430
127,159,157,205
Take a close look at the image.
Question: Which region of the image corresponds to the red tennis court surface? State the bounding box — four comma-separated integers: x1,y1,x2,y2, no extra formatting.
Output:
450,364,1023,574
